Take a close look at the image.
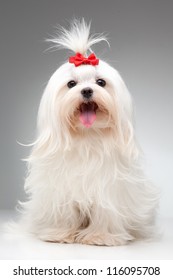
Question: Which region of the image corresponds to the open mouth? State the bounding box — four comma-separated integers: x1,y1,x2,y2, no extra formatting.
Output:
79,101,98,128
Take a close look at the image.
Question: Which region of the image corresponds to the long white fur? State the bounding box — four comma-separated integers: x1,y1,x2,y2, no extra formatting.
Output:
17,19,158,246
46,18,108,55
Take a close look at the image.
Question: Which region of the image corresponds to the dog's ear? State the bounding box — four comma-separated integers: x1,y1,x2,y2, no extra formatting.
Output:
29,79,66,159
112,74,140,160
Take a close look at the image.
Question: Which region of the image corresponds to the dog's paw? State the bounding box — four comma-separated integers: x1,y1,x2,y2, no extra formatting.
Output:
38,231,75,244
76,233,128,246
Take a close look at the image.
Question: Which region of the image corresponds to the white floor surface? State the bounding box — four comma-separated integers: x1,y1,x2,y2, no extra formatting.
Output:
0,211,173,260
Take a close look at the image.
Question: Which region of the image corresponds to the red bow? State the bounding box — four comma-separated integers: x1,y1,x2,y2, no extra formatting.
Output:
69,52,99,67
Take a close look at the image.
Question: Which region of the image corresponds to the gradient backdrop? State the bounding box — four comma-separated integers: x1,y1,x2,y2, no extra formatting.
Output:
0,0,173,218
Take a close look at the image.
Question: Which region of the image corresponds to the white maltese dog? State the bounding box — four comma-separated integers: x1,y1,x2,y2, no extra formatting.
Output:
18,19,158,246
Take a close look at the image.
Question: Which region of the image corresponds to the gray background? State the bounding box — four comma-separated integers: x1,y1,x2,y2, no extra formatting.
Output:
0,0,173,217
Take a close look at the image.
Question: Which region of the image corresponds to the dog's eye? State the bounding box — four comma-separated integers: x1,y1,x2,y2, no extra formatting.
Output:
96,79,106,87
67,80,77,88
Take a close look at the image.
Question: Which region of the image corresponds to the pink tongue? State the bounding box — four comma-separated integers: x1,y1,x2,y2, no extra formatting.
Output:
80,111,96,128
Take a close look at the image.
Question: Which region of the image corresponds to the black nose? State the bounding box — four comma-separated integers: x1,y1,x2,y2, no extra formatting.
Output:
81,87,93,99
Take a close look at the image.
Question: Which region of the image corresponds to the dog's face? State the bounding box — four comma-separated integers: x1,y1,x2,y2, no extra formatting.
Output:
60,61,117,132
42,60,131,133
37,59,135,154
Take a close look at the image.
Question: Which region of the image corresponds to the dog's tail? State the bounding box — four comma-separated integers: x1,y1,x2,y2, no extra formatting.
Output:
46,18,109,55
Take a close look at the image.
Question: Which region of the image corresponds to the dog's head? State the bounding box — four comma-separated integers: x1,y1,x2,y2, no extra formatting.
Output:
35,19,137,158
